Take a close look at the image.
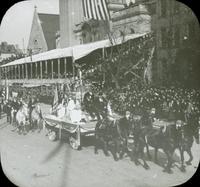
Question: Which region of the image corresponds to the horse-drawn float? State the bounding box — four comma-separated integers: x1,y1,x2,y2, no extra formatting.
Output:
44,114,97,150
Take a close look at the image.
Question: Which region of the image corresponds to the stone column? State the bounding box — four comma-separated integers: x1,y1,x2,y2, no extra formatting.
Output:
40,61,43,79
51,60,54,79
58,59,60,79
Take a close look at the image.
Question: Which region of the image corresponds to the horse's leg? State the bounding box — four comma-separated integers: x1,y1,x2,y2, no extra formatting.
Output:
119,140,126,160
10,112,13,126
179,147,186,172
185,148,193,165
32,120,35,132
140,145,150,170
113,139,121,161
163,150,173,174
103,139,109,157
107,139,117,160
22,122,27,135
94,134,99,154
36,118,39,131
145,137,152,160
18,122,22,134
154,147,158,164
133,143,140,166
39,119,43,132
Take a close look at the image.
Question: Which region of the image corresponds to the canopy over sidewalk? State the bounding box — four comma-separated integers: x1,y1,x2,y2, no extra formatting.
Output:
1,33,149,68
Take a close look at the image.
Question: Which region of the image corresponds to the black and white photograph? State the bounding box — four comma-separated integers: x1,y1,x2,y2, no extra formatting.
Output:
0,0,200,186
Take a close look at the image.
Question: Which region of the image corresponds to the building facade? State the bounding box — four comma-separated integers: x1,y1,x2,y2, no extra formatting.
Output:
151,0,200,85
59,0,130,47
59,0,84,48
58,0,200,86
27,7,59,55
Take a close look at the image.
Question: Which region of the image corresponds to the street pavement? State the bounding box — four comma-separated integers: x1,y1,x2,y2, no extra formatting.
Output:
0,104,200,187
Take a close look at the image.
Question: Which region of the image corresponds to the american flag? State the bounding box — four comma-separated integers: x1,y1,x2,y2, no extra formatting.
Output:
82,0,111,20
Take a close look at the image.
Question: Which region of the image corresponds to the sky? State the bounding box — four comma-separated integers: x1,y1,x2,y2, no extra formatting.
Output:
0,0,59,51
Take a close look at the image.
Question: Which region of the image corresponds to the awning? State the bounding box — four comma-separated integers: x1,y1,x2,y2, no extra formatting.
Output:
0,47,72,67
1,32,149,68
72,33,148,60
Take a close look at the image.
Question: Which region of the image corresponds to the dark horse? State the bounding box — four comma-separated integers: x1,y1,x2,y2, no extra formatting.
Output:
127,115,150,170
94,117,125,161
174,119,199,172
132,114,176,173
145,124,177,173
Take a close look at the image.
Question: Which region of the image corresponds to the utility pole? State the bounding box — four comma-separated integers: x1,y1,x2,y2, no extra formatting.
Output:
22,38,26,55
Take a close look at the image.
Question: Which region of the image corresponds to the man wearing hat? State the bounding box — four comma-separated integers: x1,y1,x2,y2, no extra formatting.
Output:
94,92,108,120
118,111,131,144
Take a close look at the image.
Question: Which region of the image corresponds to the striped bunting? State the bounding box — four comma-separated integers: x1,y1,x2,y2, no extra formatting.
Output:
82,0,111,20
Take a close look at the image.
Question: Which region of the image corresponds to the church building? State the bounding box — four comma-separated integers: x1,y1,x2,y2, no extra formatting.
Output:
27,6,60,55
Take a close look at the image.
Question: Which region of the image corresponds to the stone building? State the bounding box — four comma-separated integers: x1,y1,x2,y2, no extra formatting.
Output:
148,0,200,85
27,7,60,55
59,0,130,47
58,0,200,86
106,0,200,85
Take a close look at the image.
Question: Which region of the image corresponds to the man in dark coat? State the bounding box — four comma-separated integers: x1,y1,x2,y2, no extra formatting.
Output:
118,111,131,141
83,92,95,118
94,92,108,120
5,100,11,123
28,97,37,129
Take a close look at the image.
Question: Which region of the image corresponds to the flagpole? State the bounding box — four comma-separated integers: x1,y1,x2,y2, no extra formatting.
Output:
79,68,83,103
72,57,75,81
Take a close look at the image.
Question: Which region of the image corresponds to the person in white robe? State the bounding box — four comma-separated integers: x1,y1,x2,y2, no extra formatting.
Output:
57,100,65,118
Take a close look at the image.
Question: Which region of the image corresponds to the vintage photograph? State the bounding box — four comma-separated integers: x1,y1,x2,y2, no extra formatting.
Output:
0,0,200,186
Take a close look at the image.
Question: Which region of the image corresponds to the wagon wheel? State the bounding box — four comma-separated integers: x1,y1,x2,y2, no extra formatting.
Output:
48,131,57,141
69,135,80,150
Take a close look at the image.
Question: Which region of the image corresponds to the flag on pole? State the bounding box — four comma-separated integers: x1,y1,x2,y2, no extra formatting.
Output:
144,47,155,84
52,86,59,113
82,0,110,20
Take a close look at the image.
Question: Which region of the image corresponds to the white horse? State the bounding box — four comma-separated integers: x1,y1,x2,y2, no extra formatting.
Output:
31,103,43,132
16,104,29,135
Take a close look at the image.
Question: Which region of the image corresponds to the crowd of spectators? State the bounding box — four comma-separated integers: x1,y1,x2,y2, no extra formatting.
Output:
90,80,200,122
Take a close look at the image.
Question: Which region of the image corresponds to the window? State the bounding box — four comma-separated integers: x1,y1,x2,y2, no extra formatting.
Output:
173,1,180,14
34,39,38,45
147,2,156,15
160,0,167,17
